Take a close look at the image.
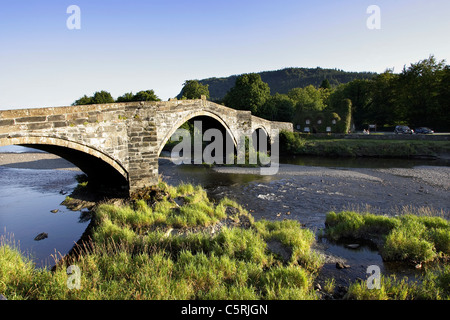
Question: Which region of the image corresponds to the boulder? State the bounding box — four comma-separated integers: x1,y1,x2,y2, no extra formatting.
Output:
34,232,48,241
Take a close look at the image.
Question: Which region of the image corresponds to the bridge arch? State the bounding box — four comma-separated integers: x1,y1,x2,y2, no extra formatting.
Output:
157,110,239,157
0,136,129,187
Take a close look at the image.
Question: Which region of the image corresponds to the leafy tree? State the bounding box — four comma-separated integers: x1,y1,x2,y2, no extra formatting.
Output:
92,91,115,104
116,92,135,102
133,90,161,102
116,90,161,102
397,55,447,130
73,91,114,105
437,65,450,131
259,93,295,122
180,80,210,99
288,85,327,112
320,79,331,89
368,70,400,126
73,95,93,106
327,80,371,129
223,73,271,114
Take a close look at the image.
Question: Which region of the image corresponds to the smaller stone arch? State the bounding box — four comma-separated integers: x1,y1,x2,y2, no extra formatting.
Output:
156,110,239,157
251,126,271,153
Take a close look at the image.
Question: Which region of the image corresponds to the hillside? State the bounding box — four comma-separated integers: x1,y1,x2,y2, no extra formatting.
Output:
181,67,377,101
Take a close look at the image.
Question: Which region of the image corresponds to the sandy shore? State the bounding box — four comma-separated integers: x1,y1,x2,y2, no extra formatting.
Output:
212,163,450,191
0,152,80,171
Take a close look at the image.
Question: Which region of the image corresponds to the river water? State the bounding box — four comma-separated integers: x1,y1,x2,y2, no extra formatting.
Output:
1,146,449,283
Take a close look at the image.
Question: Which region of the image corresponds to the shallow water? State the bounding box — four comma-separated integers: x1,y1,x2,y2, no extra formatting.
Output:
0,166,87,268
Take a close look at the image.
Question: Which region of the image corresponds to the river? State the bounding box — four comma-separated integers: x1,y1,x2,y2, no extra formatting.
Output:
1,146,449,283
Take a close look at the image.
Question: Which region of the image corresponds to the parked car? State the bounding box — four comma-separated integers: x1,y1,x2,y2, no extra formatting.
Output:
415,127,434,134
394,125,414,134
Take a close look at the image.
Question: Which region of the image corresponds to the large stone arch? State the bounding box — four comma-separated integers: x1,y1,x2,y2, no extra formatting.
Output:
0,136,129,185
156,110,239,157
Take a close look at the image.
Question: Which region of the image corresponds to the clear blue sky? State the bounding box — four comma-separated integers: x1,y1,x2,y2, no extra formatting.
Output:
1,0,449,109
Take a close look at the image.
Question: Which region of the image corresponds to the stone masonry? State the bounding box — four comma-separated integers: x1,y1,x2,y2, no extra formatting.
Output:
0,98,293,194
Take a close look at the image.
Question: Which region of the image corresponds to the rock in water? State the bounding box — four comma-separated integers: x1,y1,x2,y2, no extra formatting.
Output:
51,209,59,213
336,262,350,269
34,232,48,241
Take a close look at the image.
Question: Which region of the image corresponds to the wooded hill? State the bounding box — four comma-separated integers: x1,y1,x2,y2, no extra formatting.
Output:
183,67,377,101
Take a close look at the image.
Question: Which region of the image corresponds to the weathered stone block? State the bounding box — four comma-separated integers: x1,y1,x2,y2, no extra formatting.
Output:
27,122,53,130
47,115,66,122
0,119,15,126
16,116,47,123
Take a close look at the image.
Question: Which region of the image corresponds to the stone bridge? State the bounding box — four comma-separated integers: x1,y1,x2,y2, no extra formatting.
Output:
0,98,293,194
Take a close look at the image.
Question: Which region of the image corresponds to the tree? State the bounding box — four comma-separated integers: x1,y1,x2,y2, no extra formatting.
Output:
437,66,450,131
180,80,210,100
368,70,400,126
73,95,93,106
320,79,331,89
259,93,295,122
73,90,114,105
116,90,161,102
288,85,327,112
116,92,135,103
92,91,115,104
327,80,372,129
397,55,447,130
133,90,161,102
223,73,271,115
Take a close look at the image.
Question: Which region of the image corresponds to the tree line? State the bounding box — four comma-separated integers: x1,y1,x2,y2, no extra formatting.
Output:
213,55,449,132
73,89,161,105
73,55,449,132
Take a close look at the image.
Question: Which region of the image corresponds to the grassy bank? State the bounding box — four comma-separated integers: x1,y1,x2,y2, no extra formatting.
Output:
325,211,450,264
280,131,450,158
324,211,450,299
0,181,323,300
2,180,449,300
345,265,450,300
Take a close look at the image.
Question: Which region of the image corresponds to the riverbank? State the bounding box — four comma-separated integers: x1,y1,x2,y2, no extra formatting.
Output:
280,131,450,159
1,179,449,300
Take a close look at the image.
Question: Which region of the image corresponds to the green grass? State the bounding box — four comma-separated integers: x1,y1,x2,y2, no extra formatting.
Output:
345,265,450,300
325,211,450,264
0,180,323,300
280,130,450,158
